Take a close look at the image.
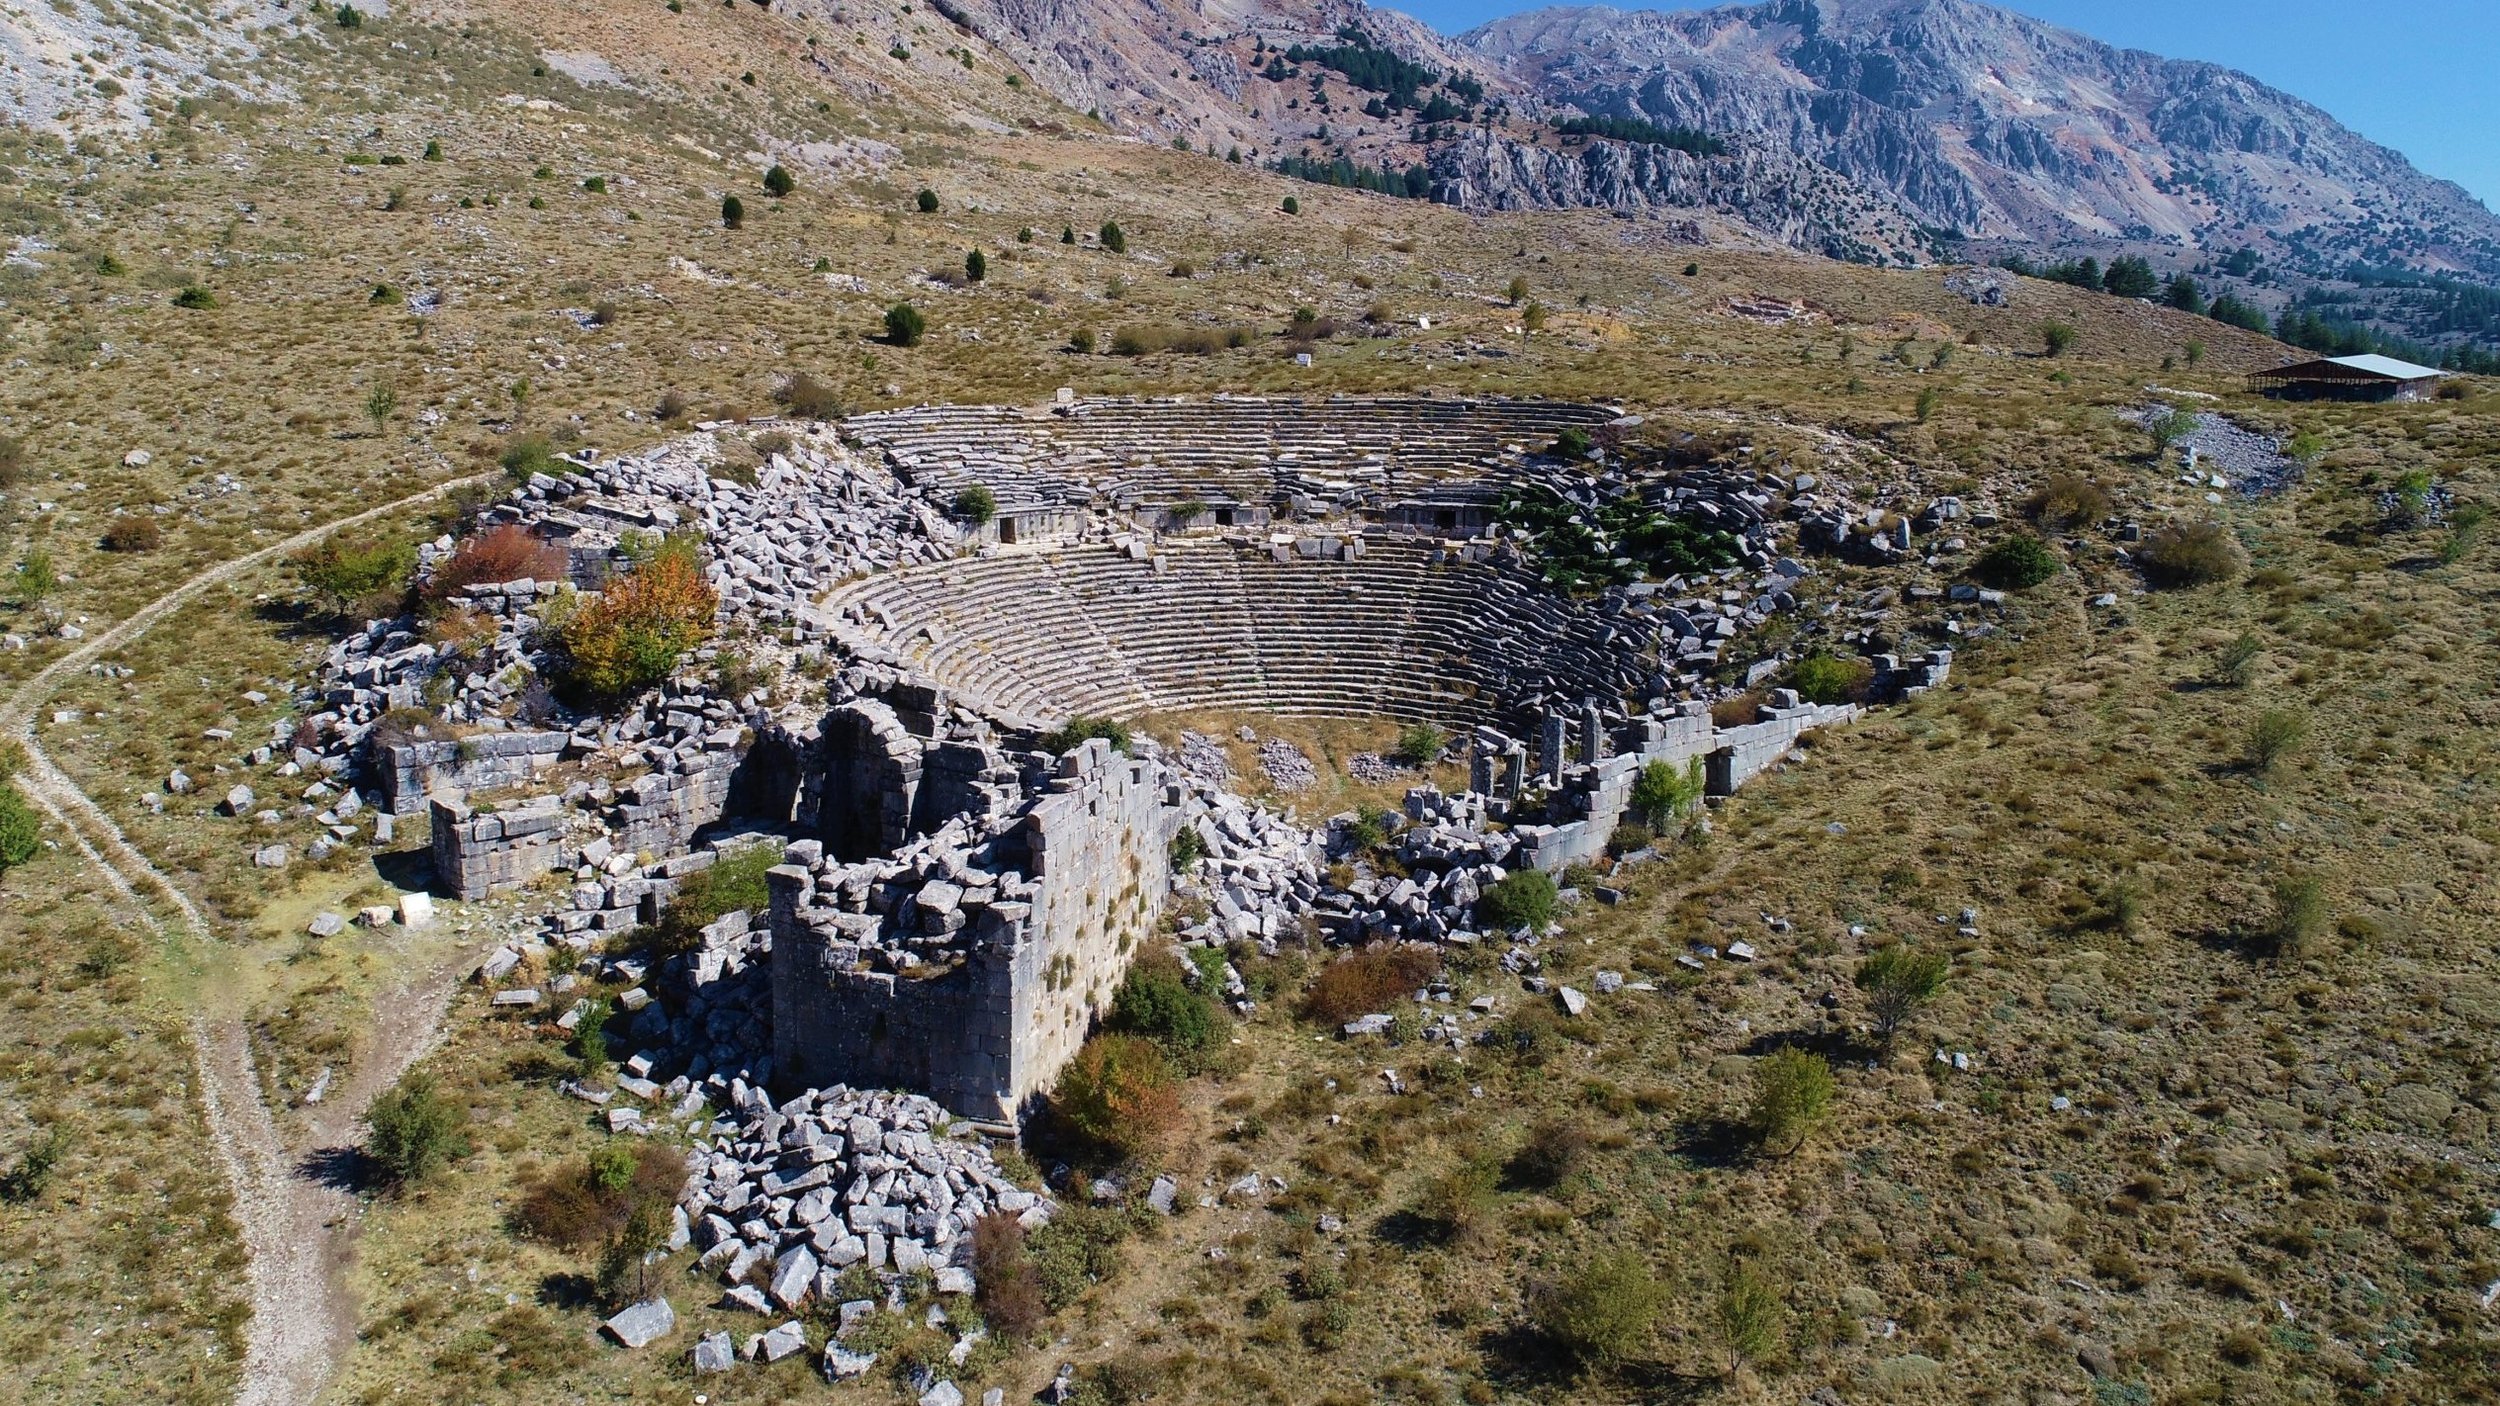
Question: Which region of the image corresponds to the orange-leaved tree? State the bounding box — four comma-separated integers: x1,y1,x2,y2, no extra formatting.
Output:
1051,1033,1179,1161
551,534,716,703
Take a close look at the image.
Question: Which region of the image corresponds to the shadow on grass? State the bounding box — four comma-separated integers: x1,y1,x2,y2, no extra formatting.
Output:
1671,1116,1755,1169
1739,1025,1863,1063
1474,1323,1716,1401
536,1272,600,1311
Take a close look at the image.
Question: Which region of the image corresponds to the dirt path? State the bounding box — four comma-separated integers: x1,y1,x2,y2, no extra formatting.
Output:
2,473,494,1406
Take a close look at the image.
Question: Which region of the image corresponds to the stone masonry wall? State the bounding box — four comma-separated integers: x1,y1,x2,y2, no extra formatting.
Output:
1510,696,1862,872
381,730,572,815
431,794,571,901
770,739,1178,1125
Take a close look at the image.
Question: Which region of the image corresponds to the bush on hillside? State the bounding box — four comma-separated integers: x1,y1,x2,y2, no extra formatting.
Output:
1051,1034,1179,1160
885,302,926,346
365,1072,468,1189
970,1212,1047,1337
1302,945,1441,1026
514,1142,683,1248
1476,868,1558,932
100,515,162,552
2137,520,2240,588
1108,325,1252,356
777,370,846,420
1108,949,1224,1072
1974,534,2059,589
422,524,567,603
2022,475,2112,531
1530,1250,1664,1369
1750,1047,1835,1155
1789,652,1872,705
548,535,716,702
294,536,416,617
953,484,997,525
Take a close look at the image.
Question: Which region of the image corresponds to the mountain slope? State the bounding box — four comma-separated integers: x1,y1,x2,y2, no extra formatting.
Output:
1460,0,2500,278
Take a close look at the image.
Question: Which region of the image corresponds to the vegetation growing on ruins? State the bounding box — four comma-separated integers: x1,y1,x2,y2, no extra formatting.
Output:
1051,1034,1180,1160
1491,482,1740,591
1039,714,1130,755
546,534,717,702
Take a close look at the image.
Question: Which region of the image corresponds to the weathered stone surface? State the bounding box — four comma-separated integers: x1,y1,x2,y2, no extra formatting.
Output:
602,1297,675,1349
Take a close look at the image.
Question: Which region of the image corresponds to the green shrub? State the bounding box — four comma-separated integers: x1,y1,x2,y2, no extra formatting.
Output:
2143,405,2198,457
2040,321,2077,356
1039,715,1127,755
2438,503,2488,566
9,548,54,605
720,194,744,229
1750,1047,1835,1154
965,248,986,282
1025,1203,1126,1310
2245,709,2308,772
953,484,997,525
1530,1250,1663,1368
645,843,779,957
1108,949,1223,1072
1392,722,1446,767
1628,756,1704,829
171,285,218,309
1476,868,1558,933
2137,520,2240,588
370,282,403,305
1098,221,1126,254
762,163,794,197
2216,631,2263,687
915,187,939,213
1167,826,1206,870
1974,534,2059,589
1855,944,1948,1043
0,1127,65,1203
2264,874,2328,959
1281,195,1299,215
885,302,926,346
293,536,416,617
1716,1261,1783,1372
1068,327,1096,354
0,780,38,873
1789,652,1871,705
365,1072,468,1188
499,434,561,482
1550,426,1593,459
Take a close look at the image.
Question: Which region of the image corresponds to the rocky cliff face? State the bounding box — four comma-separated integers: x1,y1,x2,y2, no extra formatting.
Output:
1460,0,2500,277
811,0,2500,281
1428,125,1928,262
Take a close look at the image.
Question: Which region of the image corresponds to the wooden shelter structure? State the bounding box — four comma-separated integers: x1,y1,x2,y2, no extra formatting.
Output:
2249,353,2446,402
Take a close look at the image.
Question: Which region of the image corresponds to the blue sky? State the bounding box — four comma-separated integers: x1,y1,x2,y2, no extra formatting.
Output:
1400,0,2500,210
